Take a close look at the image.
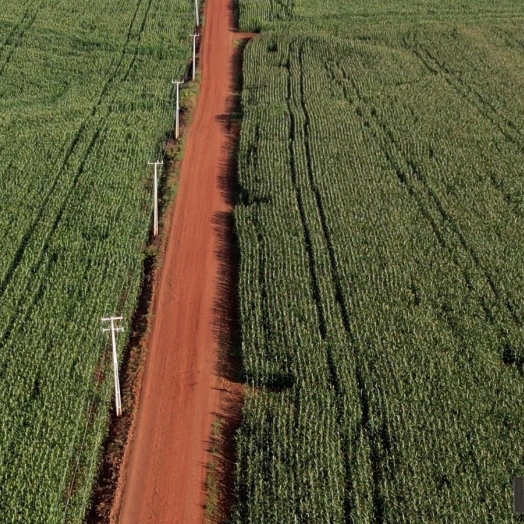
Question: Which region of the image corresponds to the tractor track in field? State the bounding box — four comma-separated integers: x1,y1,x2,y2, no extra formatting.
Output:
0,0,155,313
0,0,45,76
334,56,523,372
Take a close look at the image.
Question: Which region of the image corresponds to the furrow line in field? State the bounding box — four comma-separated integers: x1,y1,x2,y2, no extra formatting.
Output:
298,44,352,337
255,214,272,366
355,367,386,524
411,44,524,151
0,0,157,305
0,0,33,52
284,49,327,340
0,256,57,489
2,0,159,312
0,248,54,349
121,0,155,84
406,160,502,301
0,121,106,347
405,160,522,328
0,121,86,303
336,61,521,368
90,0,148,116
31,125,105,273
0,0,44,77
297,42,354,522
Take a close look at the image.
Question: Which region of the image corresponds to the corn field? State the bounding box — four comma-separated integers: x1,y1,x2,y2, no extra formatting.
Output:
232,1,524,522
0,0,194,521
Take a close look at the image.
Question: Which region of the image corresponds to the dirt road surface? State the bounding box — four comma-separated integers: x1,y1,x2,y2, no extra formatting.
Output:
115,0,244,522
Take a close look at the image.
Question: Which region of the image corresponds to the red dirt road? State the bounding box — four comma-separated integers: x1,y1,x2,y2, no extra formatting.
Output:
115,1,243,522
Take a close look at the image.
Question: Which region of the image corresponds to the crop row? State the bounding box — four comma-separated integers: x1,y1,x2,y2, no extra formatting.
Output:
237,0,524,34
232,13,524,523
0,0,195,521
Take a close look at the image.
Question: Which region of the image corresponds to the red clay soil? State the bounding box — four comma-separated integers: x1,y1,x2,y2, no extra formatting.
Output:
113,1,248,522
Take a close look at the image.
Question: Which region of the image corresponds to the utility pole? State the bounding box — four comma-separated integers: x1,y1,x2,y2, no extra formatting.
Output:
194,0,199,29
148,160,163,236
101,316,124,417
172,80,183,139
191,32,199,81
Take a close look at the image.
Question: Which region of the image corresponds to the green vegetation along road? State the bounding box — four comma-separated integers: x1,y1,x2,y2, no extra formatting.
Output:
0,0,193,521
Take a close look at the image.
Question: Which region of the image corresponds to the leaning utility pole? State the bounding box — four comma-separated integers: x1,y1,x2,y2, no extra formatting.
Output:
194,0,199,28
172,80,183,139
191,32,199,81
102,316,124,417
148,160,163,236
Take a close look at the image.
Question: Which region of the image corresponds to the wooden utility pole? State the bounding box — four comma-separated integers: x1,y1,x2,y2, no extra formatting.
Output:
101,316,124,416
191,32,199,81
148,160,163,236
172,80,183,139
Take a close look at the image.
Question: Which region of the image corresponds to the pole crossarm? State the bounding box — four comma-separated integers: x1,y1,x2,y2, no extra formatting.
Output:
101,315,123,324
101,316,124,417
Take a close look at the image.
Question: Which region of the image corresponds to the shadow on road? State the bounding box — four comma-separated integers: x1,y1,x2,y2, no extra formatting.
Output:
209,10,255,522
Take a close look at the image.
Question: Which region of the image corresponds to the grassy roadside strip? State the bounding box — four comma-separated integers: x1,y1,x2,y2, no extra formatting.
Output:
202,29,253,524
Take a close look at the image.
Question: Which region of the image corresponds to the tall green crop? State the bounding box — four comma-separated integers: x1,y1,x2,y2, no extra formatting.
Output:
232,2,524,522
0,0,194,521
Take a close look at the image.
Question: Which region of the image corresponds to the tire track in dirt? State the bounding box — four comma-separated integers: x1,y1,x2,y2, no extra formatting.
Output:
113,0,245,522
